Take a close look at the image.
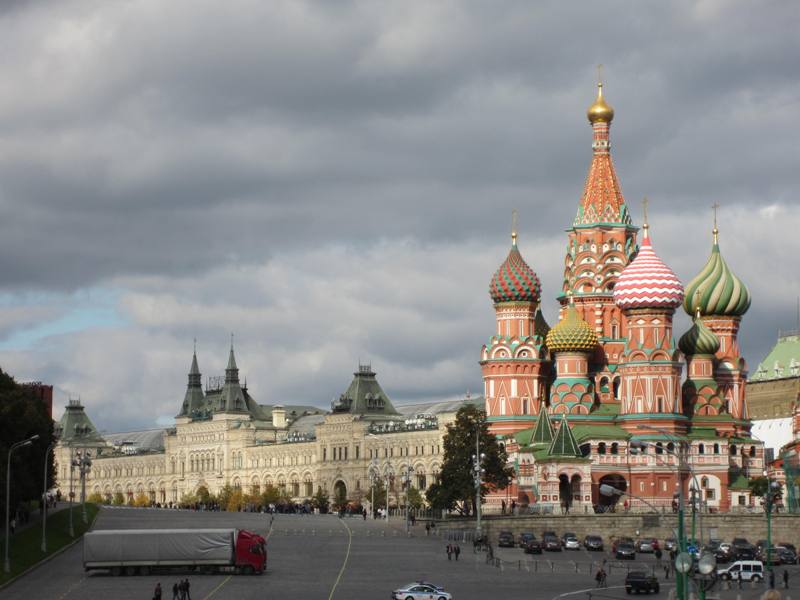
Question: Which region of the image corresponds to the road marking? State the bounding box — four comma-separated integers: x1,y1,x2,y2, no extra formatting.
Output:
201,575,232,600
328,518,353,600
56,575,85,600
552,583,675,600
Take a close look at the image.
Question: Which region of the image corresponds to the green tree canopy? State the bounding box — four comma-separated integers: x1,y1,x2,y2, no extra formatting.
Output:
427,404,512,514
749,477,769,497
0,367,56,517
367,479,387,510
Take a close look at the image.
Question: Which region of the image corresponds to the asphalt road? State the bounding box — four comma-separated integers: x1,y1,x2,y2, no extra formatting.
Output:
3,507,799,600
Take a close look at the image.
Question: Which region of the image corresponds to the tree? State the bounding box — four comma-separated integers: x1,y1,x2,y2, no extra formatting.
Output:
261,484,281,505
0,368,56,518
196,485,212,505
333,484,347,510
427,404,512,515
406,486,424,510
367,479,387,511
132,492,150,507
87,492,105,504
749,477,769,497
112,492,125,505
311,487,329,513
226,488,244,512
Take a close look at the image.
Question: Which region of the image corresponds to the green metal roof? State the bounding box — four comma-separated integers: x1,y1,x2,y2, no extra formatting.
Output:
331,365,400,417
729,474,750,490
751,333,800,382
56,400,105,444
570,424,628,443
547,417,582,458
531,405,554,445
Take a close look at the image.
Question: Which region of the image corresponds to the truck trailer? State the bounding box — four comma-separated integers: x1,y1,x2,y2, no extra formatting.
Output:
83,528,266,575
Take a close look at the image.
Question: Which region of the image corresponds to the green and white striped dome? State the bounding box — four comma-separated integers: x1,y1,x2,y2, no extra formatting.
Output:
683,237,750,317
679,316,720,356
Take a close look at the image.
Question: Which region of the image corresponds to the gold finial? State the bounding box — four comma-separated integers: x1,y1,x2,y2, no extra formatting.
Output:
642,197,650,235
511,209,518,245
711,202,720,244
694,291,702,320
587,70,614,124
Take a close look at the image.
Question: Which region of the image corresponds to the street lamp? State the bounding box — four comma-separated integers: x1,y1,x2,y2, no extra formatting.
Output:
765,479,781,588
400,464,414,534
4,434,40,573
383,465,394,521
368,459,379,519
72,449,93,524
472,446,485,540
41,441,56,552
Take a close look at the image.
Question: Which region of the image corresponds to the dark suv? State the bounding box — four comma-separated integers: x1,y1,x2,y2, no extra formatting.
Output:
523,538,543,554
542,534,562,552
584,535,604,551
625,571,660,594
498,531,515,548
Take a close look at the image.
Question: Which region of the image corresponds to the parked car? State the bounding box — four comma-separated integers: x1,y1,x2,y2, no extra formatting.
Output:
518,532,536,548
392,582,452,600
612,537,634,554
543,535,562,552
625,571,660,594
584,535,604,551
713,543,734,564
637,538,659,553
779,542,797,554
664,538,677,552
735,546,756,560
561,532,577,547
777,546,798,565
498,531,515,548
616,542,636,560
564,536,581,550
542,530,558,539
717,560,764,582
523,538,543,554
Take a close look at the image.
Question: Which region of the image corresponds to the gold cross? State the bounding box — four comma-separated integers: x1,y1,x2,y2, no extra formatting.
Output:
711,202,719,229
511,209,518,244
597,64,604,85
642,197,649,224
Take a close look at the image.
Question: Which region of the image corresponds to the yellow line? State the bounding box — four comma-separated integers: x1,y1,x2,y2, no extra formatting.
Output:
328,518,353,600
201,574,232,600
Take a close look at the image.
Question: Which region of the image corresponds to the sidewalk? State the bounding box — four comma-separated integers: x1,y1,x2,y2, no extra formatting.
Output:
0,502,71,541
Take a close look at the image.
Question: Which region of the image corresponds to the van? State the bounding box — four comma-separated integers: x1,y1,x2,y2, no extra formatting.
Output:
717,560,764,582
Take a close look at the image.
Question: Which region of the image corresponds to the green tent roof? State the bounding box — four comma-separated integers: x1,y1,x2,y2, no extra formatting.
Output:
547,417,582,458
531,404,554,445
729,474,750,490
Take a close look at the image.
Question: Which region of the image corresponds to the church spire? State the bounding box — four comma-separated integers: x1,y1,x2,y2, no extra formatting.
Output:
225,335,239,383
575,79,630,226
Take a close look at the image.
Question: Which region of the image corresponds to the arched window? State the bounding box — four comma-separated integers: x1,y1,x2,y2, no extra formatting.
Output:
730,444,737,456
713,443,720,455
598,442,606,455
701,477,709,488
749,446,756,457
698,443,705,455
655,442,664,455
611,442,619,455
667,442,675,453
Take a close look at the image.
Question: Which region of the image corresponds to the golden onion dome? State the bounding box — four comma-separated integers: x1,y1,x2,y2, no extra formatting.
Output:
587,82,614,124
546,302,598,353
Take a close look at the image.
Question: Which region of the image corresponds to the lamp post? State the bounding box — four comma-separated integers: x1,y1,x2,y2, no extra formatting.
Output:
72,449,92,524
400,464,414,535
765,479,781,588
472,428,485,540
633,427,689,600
41,441,56,553
68,446,74,537
4,434,40,573
368,459,378,519
384,465,394,521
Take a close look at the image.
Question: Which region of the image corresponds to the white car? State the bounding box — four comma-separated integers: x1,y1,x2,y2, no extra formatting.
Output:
391,582,452,600
564,537,581,550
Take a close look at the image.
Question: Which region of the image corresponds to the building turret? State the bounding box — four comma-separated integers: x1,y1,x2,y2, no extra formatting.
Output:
561,80,639,403
612,216,685,431
481,219,551,434
217,342,248,414
679,310,725,419
683,216,751,430
177,348,206,418
545,295,598,415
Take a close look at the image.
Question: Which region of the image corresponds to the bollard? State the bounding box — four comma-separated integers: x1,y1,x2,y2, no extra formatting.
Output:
574,561,578,573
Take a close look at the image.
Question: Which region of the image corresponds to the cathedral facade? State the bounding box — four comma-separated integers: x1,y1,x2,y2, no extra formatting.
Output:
481,82,763,512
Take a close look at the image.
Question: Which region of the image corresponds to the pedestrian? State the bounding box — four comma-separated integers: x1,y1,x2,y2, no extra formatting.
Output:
153,583,162,600
784,569,789,588
595,568,604,588
455,545,460,561
501,500,506,515
362,508,366,521
178,580,185,600
664,564,669,579
446,544,452,560
510,500,516,515
425,523,431,536
184,578,191,600
9,517,15,534
172,582,179,600
770,570,776,589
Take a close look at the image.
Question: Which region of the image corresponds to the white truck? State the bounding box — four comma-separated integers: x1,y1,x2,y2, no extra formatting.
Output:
83,528,267,576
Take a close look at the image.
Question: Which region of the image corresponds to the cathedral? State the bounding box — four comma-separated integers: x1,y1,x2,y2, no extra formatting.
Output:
54,81,766,514
481,82,763,512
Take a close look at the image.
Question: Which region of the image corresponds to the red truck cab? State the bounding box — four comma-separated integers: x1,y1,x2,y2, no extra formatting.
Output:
235,529,267,574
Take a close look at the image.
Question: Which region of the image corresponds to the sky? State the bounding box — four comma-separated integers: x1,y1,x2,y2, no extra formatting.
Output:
0,0,798,433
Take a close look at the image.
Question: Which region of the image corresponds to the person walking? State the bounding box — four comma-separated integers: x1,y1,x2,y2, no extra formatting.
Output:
153,583,162,600
446,544,452,560
454,545,461,561
178,580,185,600
784,569,789,588
595,568,604,588
664,563,670,579
184,578,191,600
425,522,430,536
172,582,179,600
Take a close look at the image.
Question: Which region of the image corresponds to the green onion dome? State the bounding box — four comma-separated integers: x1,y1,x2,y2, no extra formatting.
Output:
683,234,750,317
546,303,598,353
678,315,720,356
489,241,542,304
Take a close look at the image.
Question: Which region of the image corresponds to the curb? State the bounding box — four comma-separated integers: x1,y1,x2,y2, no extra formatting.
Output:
0,506,101,591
